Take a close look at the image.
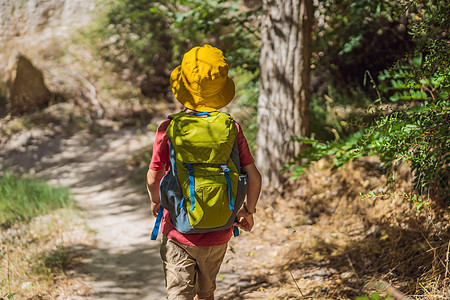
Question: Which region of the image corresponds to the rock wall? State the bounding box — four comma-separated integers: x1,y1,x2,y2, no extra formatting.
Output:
0,0,94,43
0,0,96,115
0,0,95,79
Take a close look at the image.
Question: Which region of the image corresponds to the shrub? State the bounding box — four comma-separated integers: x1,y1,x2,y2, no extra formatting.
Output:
90,0,260,99
289,0,450,206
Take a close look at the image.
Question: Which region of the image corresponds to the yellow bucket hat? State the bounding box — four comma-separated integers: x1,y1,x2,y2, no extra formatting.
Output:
170,44,235,112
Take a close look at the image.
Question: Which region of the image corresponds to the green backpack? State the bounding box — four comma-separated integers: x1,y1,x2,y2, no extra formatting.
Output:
151,111,248,239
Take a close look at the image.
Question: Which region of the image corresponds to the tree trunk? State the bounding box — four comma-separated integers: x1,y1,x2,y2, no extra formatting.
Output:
256,0,312,189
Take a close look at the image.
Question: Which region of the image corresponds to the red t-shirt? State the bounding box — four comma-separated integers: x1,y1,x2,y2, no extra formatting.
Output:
149,117,254,247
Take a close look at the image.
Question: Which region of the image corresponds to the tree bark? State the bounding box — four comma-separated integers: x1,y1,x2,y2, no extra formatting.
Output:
256,0,313,188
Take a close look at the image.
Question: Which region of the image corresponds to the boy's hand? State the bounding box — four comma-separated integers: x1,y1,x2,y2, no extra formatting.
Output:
151,201,161,217
147,168,165,217
236,208,254,232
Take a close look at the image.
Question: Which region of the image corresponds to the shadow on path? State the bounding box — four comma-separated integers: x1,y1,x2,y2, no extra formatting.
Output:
1,128,166,299
81,243,166,299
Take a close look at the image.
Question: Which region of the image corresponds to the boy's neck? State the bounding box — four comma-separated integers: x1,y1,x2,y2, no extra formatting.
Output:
184,108,198,114
183,108,219,116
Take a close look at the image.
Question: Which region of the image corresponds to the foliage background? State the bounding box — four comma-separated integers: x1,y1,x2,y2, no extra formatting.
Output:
292,0,449,208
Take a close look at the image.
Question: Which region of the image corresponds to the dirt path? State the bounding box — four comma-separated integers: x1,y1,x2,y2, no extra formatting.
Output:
1,128,167,299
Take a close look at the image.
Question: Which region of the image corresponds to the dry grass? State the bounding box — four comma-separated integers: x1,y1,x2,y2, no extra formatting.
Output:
0,209,94,299
220,157,450,299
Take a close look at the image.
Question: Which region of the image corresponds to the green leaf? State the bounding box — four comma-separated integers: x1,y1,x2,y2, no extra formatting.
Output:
416,202,424,212
389,94,400,102
378,83,390,92
369,291,381,300
130,11,145,20
339,35,362,55
375,2,382,17
412,55,423,67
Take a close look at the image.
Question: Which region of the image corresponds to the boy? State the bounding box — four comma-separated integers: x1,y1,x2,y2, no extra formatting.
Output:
147,44,262,300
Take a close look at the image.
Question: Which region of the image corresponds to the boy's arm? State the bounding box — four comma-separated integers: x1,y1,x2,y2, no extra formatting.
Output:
147,168,165,217
236,163,262,231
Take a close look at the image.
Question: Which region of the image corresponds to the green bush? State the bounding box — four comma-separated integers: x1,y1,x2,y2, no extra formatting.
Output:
407,0,450,80
90,0,260,98
168,0,260,73
290,0,450,206
90,0,174,97
313,0,414,86
0,172,73,227
309,84,374,142
290,65,449,206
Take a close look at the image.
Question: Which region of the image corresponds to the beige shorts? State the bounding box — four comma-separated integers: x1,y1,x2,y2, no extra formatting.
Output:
160,235,228,300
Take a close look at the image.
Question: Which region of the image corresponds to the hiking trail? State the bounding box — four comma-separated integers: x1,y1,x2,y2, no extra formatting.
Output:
1,128,169,299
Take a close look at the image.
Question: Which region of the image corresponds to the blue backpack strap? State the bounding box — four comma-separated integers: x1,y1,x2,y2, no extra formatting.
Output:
150,206,164,240
185,163,196,211
233,222,240,237
221,164,234,210
190,112,211,117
